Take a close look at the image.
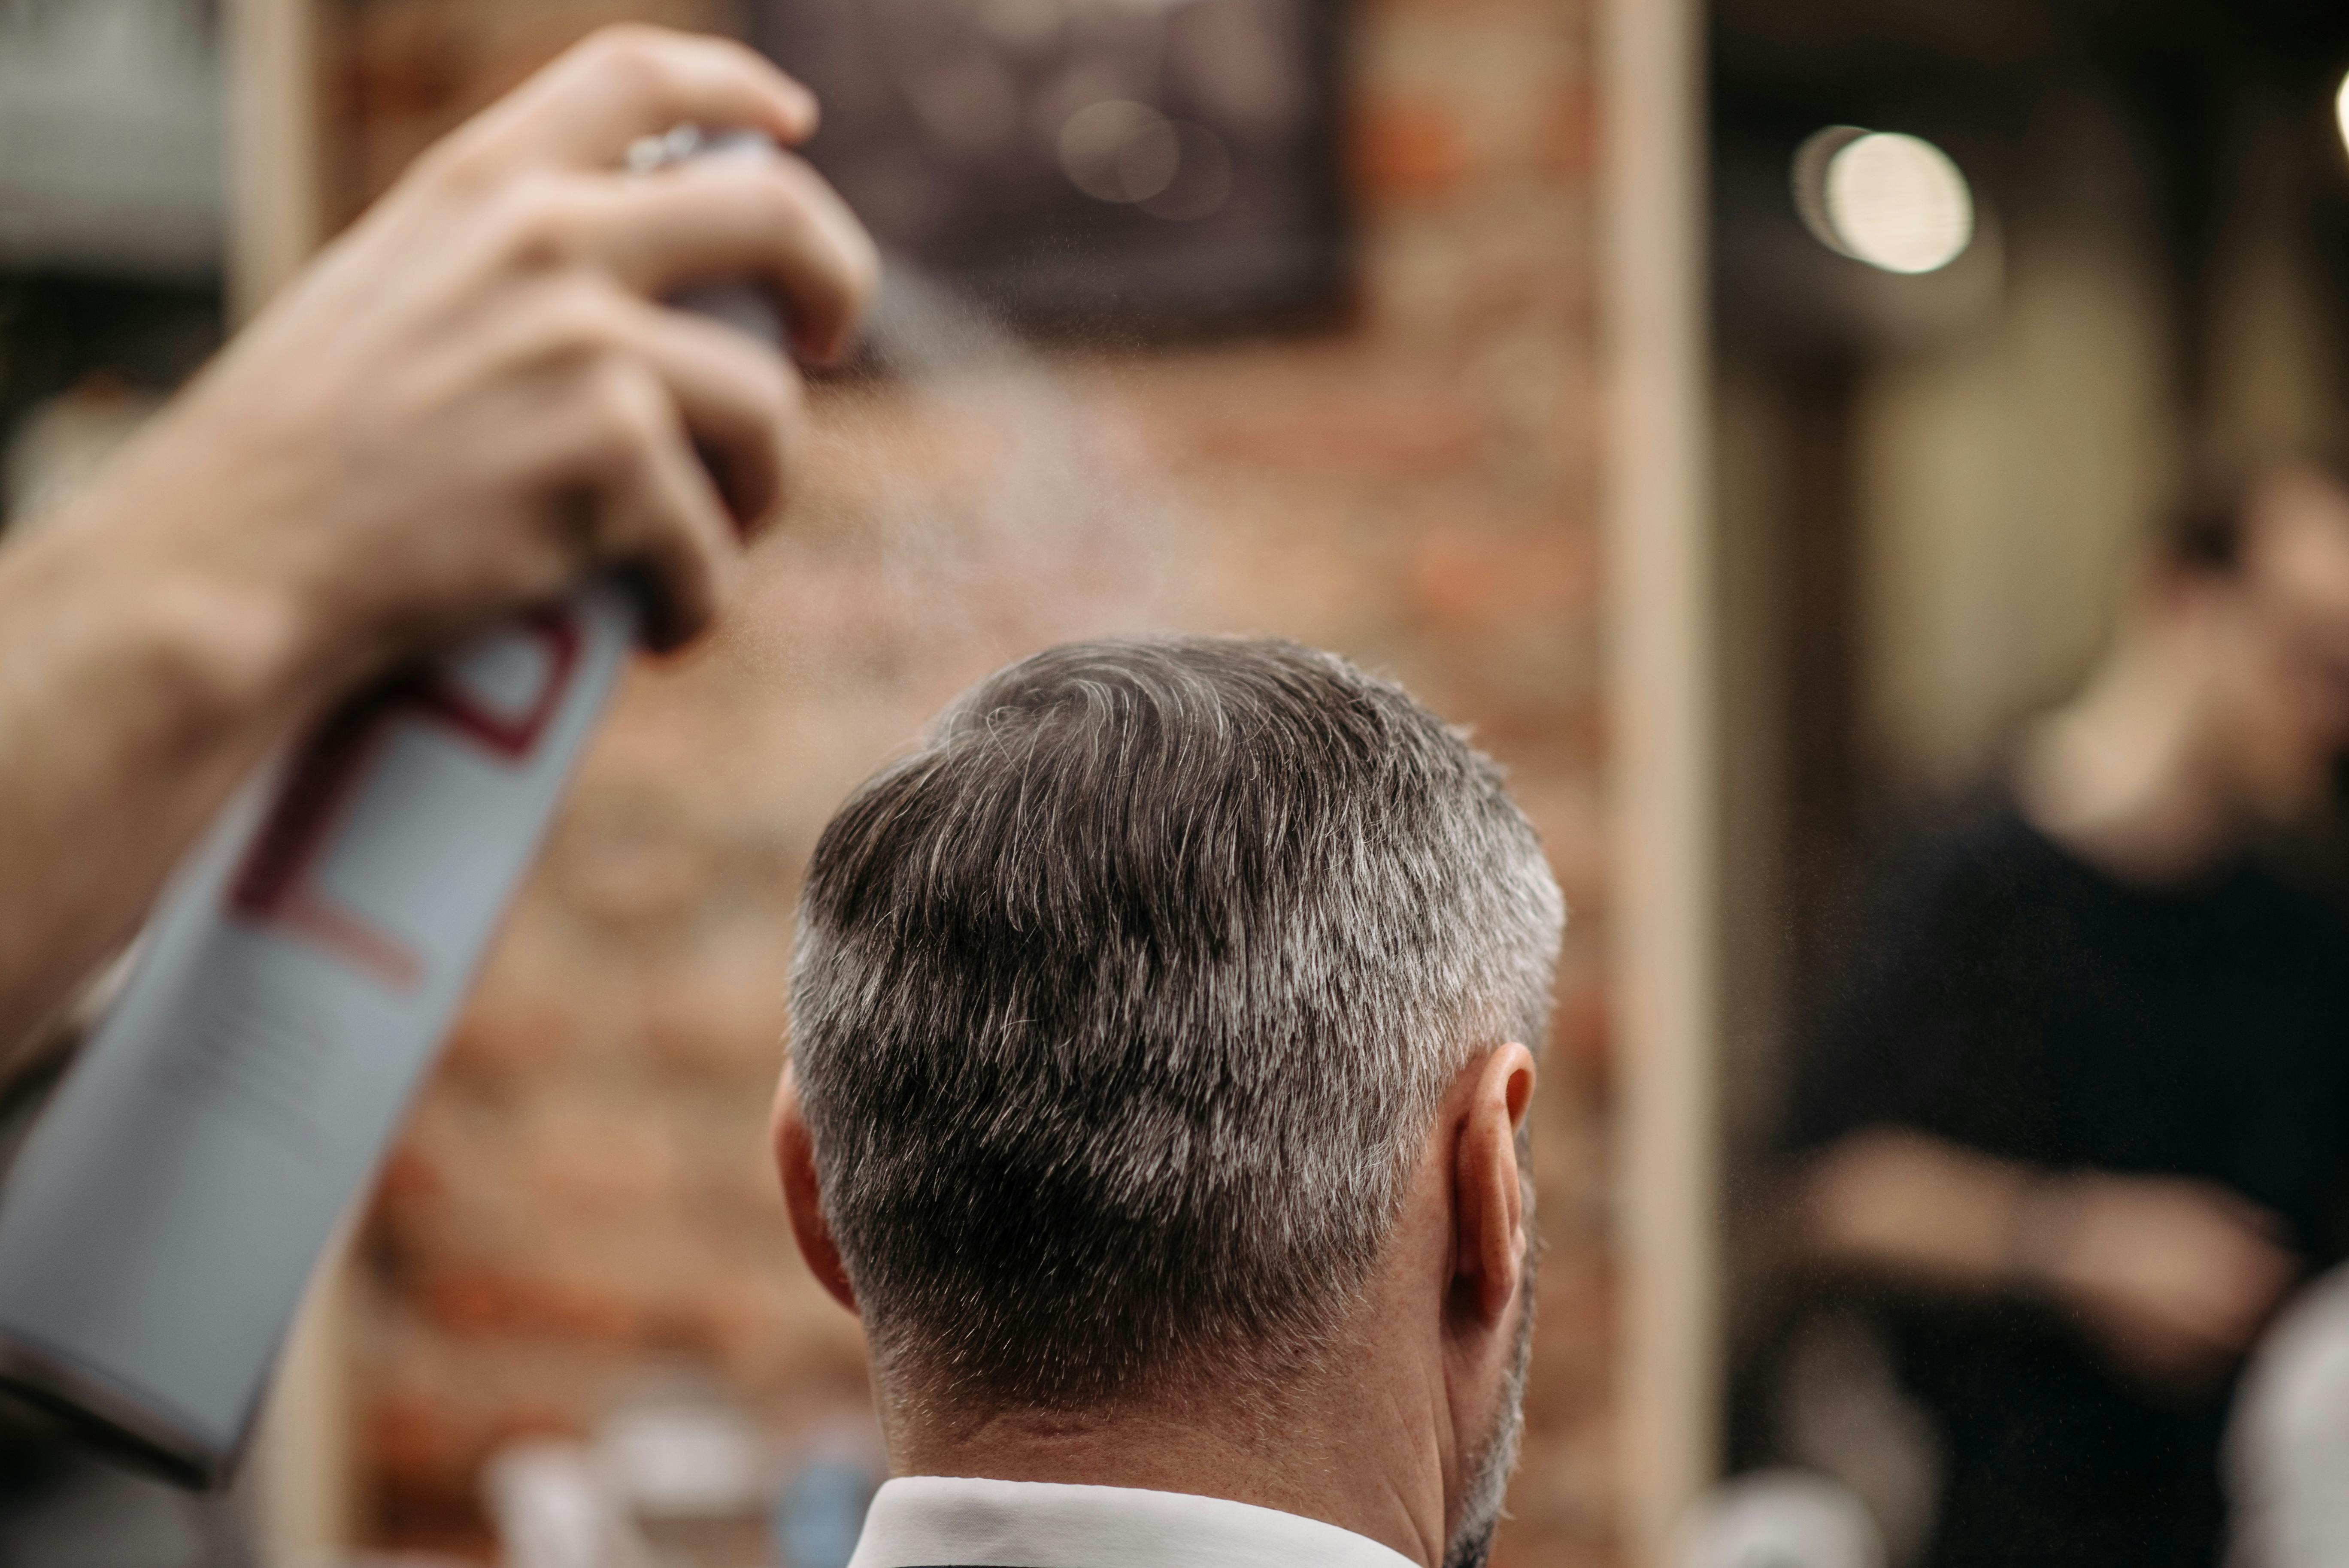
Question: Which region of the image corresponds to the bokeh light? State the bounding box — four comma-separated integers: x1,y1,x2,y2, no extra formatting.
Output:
1058,99,1180,203
1795,127,1976,275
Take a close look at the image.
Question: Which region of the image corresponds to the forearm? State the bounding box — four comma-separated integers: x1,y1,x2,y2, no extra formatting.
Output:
0,430,338,1064
1795,1127,2037,1293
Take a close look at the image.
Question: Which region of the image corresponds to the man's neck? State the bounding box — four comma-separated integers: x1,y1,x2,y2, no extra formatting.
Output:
881,1375,1452,1568
2017,625,2238,884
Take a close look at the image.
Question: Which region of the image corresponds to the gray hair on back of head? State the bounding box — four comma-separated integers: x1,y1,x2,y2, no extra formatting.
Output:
788,635,1565,1412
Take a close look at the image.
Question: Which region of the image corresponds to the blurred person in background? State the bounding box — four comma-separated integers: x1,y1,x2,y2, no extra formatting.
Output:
1785,461,2349,1568
0,25,876,1071
774,637,1564,1568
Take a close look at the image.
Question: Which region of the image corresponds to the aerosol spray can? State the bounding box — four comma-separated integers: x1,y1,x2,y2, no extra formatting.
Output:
0,130,786,1487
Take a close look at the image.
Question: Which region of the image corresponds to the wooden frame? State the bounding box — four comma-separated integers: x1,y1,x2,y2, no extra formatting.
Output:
224,2,355,1562
226,0,324,322
1601,0,1721,1560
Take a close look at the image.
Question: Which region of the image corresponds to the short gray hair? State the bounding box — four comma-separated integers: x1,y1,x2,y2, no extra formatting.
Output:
789,636,1564,1411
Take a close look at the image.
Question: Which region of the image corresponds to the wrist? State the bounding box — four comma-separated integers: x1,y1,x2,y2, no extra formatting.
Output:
32,433,354,739
2002,1171,2085,1295
126,550,331,734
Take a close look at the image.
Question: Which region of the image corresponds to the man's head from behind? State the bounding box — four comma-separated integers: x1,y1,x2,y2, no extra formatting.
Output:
775,636,1564,1567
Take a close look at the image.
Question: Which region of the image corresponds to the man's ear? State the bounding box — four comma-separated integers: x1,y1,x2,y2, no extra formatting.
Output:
772,1064,858,1315
1453,1043,1537,1324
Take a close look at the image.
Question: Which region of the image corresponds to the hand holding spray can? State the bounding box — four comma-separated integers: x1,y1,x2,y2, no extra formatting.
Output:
0,130,790,1487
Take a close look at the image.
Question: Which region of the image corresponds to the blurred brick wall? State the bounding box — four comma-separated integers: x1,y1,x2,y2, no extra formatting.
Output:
339,2,1610,1563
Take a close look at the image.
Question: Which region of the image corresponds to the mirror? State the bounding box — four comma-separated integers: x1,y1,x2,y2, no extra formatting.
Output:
1710,5,2349,1568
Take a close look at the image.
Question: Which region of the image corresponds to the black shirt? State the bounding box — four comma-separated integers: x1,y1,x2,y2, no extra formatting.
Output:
1789,793,2349,1568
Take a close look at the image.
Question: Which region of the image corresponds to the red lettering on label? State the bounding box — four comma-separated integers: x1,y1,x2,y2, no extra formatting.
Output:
228,610,583,990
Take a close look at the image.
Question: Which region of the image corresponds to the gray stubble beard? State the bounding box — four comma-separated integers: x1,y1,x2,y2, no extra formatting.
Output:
1443,1258,1537,1568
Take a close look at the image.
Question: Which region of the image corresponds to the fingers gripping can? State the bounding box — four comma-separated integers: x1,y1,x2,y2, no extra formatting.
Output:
0,129,784,1487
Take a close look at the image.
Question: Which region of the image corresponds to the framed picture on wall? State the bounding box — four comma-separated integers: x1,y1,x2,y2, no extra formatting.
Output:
752,0,1347,328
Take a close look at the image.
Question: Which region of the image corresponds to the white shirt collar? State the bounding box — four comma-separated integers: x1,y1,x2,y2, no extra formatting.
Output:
846,1474,1422,1568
